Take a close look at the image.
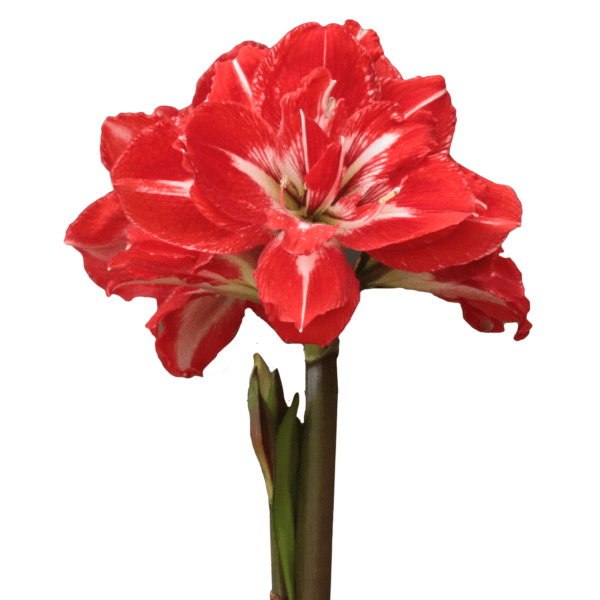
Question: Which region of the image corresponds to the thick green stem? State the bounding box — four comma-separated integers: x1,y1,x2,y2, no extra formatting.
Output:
295,339,339,600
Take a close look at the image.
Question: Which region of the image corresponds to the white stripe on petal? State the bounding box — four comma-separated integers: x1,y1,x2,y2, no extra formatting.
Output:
403,89,447,118
177,296,236,371
114,179,193,196
342,132,401,187
336,204,414,230
230,154,281,203
376,206,417,219
300,109,309,170
232,58,253,103
296,253,319,332
386,272,506,305
469,217,518,226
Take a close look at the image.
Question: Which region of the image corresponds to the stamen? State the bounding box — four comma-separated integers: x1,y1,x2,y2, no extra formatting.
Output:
378,176,408,204
322,79,337,114
279,175,289,210
378,187,401,204
325,96,337,118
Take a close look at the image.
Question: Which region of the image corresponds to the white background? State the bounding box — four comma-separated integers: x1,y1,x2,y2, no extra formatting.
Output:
1,1,598,598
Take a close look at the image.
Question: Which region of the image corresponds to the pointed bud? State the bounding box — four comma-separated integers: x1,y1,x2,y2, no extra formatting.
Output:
248,369,274,500
253,353,272,403
254,354,288,429
248,354,288,502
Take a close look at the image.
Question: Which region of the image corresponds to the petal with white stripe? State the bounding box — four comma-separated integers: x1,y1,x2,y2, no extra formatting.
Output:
254,235,359,333
342,19,384,62
267,209,339,255
64,191,130,291
192,40,268,106
381,75,456,153
207,44,267,106
369,164,522,272
186,102,281,228
250,294,360,347
253,22,379,129
339,102,437,203
277,67,348,138
337,155,475,251
360,251,531,340
304,142,345,215
277,100,331,183
112,118,262,253
146,289,248,377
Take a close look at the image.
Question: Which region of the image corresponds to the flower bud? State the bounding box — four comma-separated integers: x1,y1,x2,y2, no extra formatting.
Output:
248,354,288,501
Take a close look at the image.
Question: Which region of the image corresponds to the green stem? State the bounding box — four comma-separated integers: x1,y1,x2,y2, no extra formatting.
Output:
295,339,339,600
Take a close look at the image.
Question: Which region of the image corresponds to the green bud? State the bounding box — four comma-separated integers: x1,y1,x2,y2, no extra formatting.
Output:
247,354,288,502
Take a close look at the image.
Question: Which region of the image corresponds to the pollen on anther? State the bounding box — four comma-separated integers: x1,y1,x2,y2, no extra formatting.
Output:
378,187,401,204
279,175,289,210
325,97,337,118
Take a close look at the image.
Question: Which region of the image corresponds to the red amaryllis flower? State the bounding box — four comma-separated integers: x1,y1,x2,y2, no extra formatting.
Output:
176,20,524,344
66,19,530,378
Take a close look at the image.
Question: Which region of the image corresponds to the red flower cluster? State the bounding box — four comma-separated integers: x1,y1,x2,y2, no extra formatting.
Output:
65,20,530,377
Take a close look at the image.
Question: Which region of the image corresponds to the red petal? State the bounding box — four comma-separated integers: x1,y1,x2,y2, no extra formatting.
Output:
185,102,280,229
381,75,456,153
100,106,179,171
374,55,402,80
147,289,247,377
107,239,210,281
195,247,260,281
109,247,262,302
278,96,332,189
65,191,201,302
451,254,531,341
192,41,268,106
253,22,379,129
207,44,267,106
328,191,382,224
254,235,360,332
65,191,130,290
112,118,262,253
360,251,531,340
304,142,344,214
339,102,437,203
276,68,346,137
267,209,338,254
337,155,475,251
425,252,531,340
342,19,384,62
370,164,522,271
250,297,359,347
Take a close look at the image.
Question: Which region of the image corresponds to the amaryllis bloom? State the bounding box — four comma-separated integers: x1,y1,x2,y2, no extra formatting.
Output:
66,19,530,377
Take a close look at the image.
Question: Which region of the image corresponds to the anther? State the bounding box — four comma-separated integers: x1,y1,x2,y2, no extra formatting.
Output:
378,187,401,204
279,175,289,210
